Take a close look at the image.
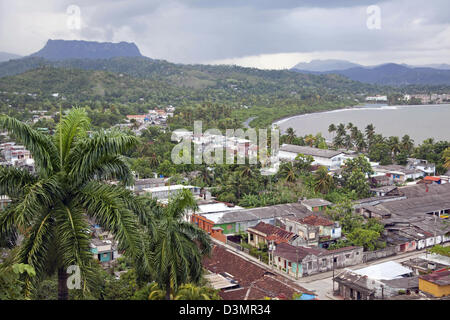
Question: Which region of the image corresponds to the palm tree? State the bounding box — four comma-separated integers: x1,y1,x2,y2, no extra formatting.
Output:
365,124,375,146
387,136,401,159
336,123,346,137
0,109,150,300
443,147,450,169
151,189,212,300
279,162,299,183
401,135,414,154
304,134,315,147
285,128,296,144
313,166,334,194
328,124,336,135
174,283,220,300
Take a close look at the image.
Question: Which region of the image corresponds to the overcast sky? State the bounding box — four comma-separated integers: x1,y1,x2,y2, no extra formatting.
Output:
0,0,449,69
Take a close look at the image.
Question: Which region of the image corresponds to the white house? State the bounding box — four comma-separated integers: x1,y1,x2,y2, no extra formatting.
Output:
279,144,345,170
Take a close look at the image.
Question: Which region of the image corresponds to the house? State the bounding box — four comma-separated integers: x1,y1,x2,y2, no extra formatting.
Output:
191,202,310,236
370,175,391,186
373,165,424,184
369,186,400,197
422,176,442,185
143,185,201,202
0,195,11,210
273,242,363,278
126,115,148,122
402,257,449,276
90,239,116,263
419,270,450,297
129,178,165,194
202,244,314,300
279,144,345,170
283,214,341,248
333,261,417,300
407,158,435,176
300,198,333,212
247,222,300,247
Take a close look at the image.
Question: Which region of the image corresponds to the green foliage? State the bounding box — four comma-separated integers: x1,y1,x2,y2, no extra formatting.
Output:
0,263,36,300
0,110,152,299
428,245,450,257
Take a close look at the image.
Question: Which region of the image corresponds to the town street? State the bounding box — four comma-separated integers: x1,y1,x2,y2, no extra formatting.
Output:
296,245,449,300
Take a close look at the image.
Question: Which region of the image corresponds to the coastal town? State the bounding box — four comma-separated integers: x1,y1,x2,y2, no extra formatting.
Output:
1,1,450,311
2,125,449,300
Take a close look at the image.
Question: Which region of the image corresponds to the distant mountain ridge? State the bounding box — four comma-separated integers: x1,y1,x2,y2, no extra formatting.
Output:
30,39,142,60
0,52,22,62
292,59,362,72
291,60,450,85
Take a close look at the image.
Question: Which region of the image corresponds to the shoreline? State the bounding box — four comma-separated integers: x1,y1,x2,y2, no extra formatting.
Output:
271,103,374,127
272,103,450,142
272,103,449,128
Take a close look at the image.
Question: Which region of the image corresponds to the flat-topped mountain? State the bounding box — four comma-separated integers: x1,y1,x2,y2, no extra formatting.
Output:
30,39,142,60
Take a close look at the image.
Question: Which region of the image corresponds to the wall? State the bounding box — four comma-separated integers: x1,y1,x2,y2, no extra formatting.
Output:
363,246,396,262
419,278,450,297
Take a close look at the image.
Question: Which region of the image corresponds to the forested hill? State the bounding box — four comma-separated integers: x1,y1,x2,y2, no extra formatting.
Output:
0,55,377,92
0,62,377,128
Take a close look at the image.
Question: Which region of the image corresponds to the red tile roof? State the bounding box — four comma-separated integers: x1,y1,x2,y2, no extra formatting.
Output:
297,214,334,226
248,222,297,244
202,244,314,300
424,176,441,182
419,270,450,286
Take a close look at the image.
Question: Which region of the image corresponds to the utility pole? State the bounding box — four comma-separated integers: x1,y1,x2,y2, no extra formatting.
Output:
332,254,335,293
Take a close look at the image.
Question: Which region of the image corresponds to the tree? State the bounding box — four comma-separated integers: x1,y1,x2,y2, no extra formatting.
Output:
365,124,375,145
293,153,314,173
0,263,36,300
174,283,221,300
345,168,371,199
279,162,299,183
325,200,363,234
285,127,296,144
0,109,150,300
443,147,450,169
341,155,374,182
313,166,334,194
401,135,414,155
346,228,381,251
150,189,212,300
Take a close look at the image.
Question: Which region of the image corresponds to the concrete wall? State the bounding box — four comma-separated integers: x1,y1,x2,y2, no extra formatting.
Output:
363,246,396,262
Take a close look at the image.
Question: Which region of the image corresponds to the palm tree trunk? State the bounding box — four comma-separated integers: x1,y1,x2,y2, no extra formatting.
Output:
165,280,171,300
58,267,69,300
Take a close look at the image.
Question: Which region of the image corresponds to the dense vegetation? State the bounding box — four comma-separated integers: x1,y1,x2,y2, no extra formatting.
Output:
0,111,214,300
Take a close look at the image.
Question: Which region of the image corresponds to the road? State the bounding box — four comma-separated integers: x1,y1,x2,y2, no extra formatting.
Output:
295,248,442,300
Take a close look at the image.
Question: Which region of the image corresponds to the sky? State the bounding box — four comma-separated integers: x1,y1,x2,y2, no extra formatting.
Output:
0,0,449,69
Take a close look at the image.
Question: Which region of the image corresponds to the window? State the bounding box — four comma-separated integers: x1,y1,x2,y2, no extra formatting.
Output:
322,259,327,267
307,261,312,270
309,232,315,239
345,254,351,259
250,234,254,241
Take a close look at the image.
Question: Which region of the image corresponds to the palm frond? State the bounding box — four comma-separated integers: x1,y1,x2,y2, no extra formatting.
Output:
76,182,143,262
54,108,90,165
66,129,138,186
0,166,37,198
54,203,96,295
12,176,64,228
0,115,59,176
16,210,55,298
